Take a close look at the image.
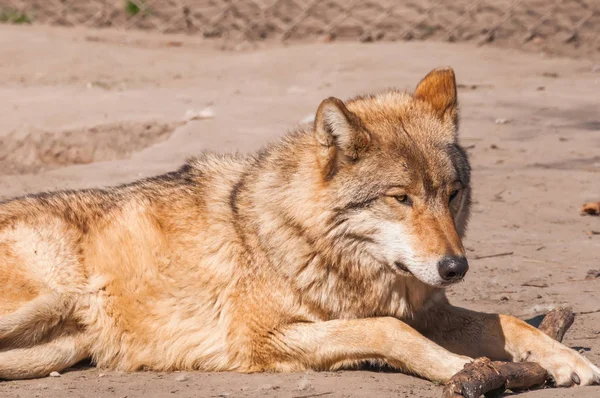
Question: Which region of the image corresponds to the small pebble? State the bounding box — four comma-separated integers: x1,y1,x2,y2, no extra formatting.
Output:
184,108,215,122
495,118,510,125
175,374,189,382
542,72,559,78
49,371,61,377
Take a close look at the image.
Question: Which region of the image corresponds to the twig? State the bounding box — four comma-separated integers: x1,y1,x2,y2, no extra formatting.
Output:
293,392,334,398
577,309,600,315
521,282,548,288
472,252,514,260
520,256,565,267
493,189,507,201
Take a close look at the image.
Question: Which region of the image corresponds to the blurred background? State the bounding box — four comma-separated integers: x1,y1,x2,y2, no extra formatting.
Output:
0,1,599,397
1,0,598,56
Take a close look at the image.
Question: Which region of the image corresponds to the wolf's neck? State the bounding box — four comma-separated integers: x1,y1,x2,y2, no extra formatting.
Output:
233,132,440,320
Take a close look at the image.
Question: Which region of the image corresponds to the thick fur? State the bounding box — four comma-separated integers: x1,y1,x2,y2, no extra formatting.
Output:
1,68,599,386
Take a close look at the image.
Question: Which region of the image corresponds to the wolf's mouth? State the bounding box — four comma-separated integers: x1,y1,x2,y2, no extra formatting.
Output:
394,261,412,275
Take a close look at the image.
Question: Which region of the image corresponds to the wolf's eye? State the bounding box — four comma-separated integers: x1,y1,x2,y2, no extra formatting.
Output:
449,190,459,203
395,195,410,205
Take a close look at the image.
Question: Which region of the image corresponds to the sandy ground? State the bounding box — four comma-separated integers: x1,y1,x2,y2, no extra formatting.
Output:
1,24,600,397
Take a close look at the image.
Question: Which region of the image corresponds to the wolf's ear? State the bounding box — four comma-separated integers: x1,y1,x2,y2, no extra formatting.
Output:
314,97,370,161
414,67,458,127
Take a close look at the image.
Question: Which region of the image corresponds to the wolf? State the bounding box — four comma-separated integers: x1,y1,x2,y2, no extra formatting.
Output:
0,67,598,387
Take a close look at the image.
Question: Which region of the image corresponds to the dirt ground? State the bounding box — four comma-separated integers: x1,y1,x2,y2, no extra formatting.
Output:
1,24,600,397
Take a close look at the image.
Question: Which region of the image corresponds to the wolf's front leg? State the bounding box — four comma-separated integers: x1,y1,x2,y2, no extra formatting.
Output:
270,317,471,382
414,304,600,386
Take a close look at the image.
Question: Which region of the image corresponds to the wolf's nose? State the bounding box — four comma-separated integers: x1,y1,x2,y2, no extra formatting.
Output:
437,256,469,282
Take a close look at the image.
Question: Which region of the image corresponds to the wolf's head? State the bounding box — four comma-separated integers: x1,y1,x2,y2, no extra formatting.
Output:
311,67,471,288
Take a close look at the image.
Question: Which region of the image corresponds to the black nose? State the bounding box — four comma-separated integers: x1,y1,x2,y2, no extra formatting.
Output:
437,256,469,282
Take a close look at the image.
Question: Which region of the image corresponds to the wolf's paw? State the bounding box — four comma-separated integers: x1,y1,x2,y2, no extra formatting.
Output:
527,342,600,387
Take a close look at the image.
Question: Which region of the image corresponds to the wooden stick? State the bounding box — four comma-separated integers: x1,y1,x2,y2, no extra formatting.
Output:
441,359,547,398
441,307,575,398
538,307,574,343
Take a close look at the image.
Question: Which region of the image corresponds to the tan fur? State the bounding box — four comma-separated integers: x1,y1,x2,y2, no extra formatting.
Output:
0,68,598,387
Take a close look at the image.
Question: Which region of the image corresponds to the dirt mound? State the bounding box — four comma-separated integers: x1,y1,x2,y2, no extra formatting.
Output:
0,121,178,175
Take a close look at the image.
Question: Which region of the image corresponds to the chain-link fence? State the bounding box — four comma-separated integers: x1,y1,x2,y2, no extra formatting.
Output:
1,0,599,57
